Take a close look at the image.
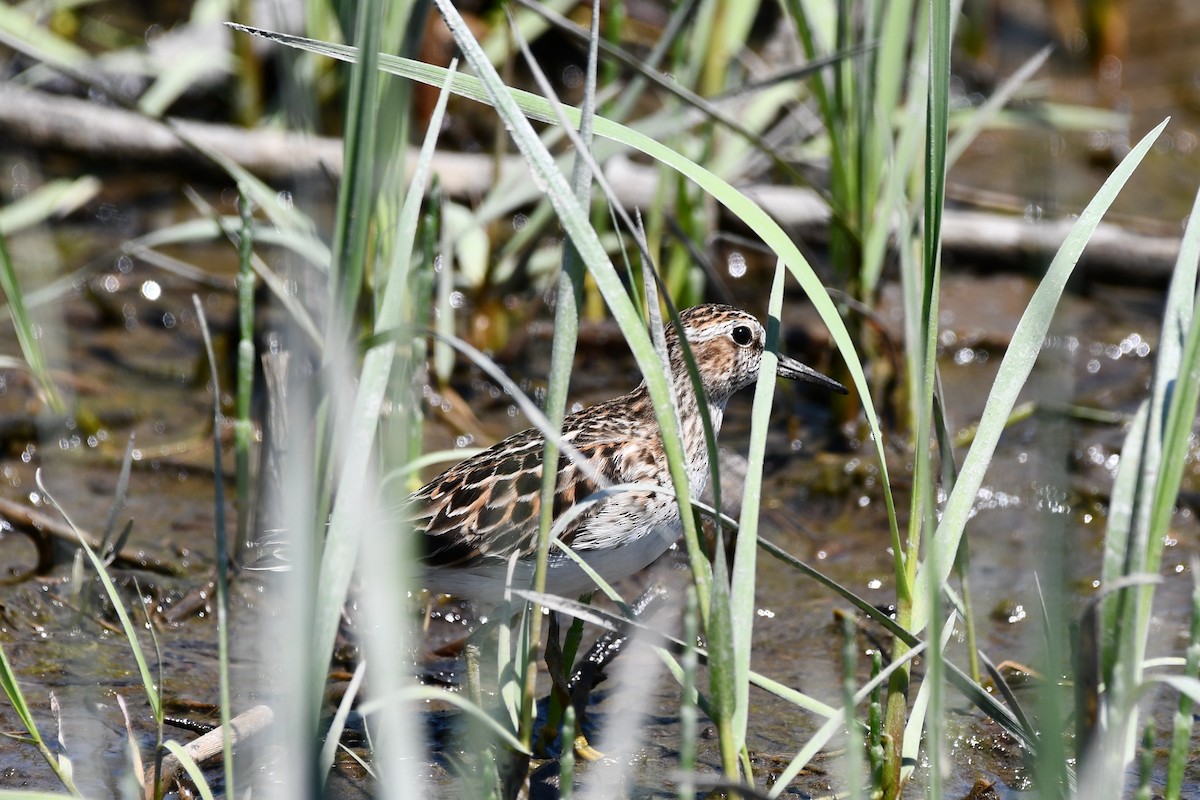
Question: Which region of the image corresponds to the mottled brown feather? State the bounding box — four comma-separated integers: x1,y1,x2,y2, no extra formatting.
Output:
406,304,844,600
413,411,629,568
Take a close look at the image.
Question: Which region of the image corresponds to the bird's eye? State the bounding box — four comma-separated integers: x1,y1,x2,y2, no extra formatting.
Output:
731,325,754,346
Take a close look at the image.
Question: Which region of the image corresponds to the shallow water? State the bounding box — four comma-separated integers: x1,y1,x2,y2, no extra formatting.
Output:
4,0,1200,796
3,225,1198,795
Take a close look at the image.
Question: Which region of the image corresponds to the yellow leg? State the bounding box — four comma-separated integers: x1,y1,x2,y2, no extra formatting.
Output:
573,734,604,762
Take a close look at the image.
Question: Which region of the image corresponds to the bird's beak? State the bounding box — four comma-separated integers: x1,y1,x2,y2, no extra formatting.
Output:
776,354,848,394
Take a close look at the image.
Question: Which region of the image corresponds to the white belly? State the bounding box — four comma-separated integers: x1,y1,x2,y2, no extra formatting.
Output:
425,520,678,605
424,441,719,606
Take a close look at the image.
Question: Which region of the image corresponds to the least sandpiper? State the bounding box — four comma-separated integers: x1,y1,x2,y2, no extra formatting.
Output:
413,304,846,603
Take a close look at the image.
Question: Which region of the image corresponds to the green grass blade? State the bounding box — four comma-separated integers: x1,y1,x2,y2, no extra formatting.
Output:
1098,188,1200,774
924,0,951,312
912,117,1169,635
234,192,255,555
324,0,382,347
841,615,865,800
901,2,954,794
529,0,598,607
346,45,450,789
747,671,837,719
730,260,786,752
678,587,699,800
0,177,100,236
0,235,64,414
424,0,716,610
160,741,217,800
707,547,739,780
309,0,400,714
190,294,236,796
0,642,41,748
0,643,79,795
1138,184,1200,643
901,612,957,787
765,642,929,799
525,0,599,755
1101,399,1148,637
33,472,161,722
330,306,429,779
319,660,366,785
1085,182,1200,778
378,63,457,334
357,685,531,755
0,4,89,66
945,46,1051,168
1164,557,1200,799
232,19,900,612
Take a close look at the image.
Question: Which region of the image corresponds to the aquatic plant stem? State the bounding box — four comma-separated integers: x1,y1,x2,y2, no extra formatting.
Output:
881,630,911,798
678,587,699,800
884,0,951,793
324,0,381,356
868,651,885,789
1164,557,1200,799
231,23,900,615
526,0,600,755
231,0,261,125
560,704,576,800
192,295,236,800
842,615,865,800
233,190,255,558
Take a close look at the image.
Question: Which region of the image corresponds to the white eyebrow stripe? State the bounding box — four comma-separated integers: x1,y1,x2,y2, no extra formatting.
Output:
683,318,758,343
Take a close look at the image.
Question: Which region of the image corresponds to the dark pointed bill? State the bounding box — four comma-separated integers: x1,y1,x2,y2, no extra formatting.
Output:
776,355,848,394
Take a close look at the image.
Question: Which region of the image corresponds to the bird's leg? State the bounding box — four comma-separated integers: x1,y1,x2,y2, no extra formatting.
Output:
565,584,672,761
537,605,600,760
560,588,668,763
534,610,570,756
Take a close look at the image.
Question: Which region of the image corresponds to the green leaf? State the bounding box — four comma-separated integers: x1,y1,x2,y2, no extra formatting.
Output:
0,642,42,748
730,260,787,752
0,235,64,413
766,641,929,798
161,741,217,800
34,472,161,721
230,19,901,614
0,178,100,236
911,117,1169,635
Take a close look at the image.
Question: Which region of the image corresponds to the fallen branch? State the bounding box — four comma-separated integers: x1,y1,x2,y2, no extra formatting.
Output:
145,704,275,799
0,84,1180,284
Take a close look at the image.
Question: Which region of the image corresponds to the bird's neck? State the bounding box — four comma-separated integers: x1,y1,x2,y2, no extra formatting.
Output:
674,379,725,468
628,373,727,478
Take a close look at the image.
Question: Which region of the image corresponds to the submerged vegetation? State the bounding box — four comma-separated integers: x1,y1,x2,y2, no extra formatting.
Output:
1,0,1199,798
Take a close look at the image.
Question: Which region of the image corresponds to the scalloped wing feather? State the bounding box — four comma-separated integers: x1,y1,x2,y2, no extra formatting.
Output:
412,405,645,569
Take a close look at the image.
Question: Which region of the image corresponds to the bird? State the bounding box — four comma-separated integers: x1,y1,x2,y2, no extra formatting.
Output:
410,304,846,604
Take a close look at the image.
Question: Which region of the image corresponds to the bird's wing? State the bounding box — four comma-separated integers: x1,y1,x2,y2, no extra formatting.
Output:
410,425,630,569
